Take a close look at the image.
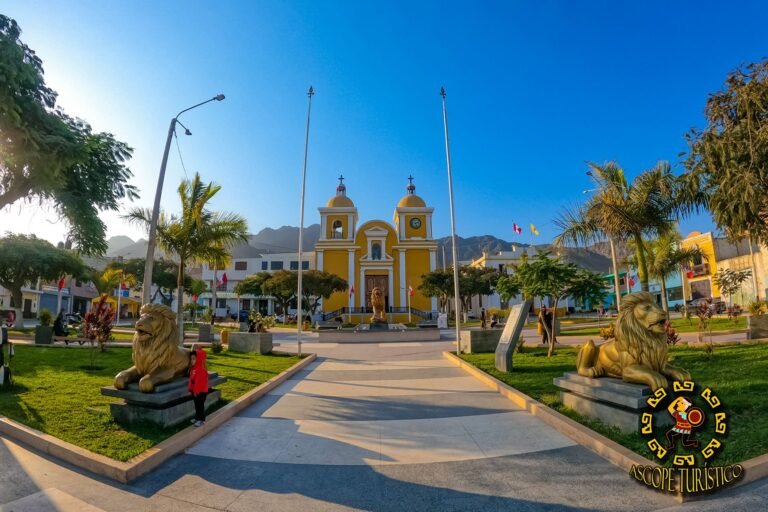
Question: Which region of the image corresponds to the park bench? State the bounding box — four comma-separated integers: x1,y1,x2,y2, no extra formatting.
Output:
53,336,88,346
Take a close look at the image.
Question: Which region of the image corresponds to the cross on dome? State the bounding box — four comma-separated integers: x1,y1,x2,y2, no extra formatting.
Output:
336,174,347,195
406,175,416,195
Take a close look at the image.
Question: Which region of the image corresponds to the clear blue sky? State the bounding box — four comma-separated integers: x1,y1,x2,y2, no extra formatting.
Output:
3,0,767,246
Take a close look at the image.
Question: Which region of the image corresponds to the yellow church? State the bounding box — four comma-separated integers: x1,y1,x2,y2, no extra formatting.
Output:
316,176,438,323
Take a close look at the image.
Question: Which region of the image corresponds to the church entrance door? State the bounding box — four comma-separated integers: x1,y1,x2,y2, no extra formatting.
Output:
365,275,389,310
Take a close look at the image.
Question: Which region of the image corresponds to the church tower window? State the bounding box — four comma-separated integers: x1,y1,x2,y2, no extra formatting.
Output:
371,242,382,260
332,220,343,239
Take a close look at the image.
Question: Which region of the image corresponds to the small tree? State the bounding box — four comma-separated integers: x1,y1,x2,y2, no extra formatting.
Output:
262,270,297,321
418,269,454,312
496,273,522,306
714,268,752,309
234,272,272,297
301,270,348,315
83,295,114,354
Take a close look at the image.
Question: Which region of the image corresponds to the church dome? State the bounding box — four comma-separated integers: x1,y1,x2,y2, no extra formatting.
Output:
327,175,354,207
397,194,426,207
327,194,354,207
397,175,426,207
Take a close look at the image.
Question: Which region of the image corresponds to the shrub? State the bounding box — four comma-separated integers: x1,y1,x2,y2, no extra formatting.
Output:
248,311,275,333
38,309,53,326
748,301,766,316
200,308,213,323
599,322,615,340
83,296,114,352
211,342,223,354
665,322,680,345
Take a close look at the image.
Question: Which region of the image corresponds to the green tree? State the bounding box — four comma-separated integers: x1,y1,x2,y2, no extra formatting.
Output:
89,268,137,296
105,258,188,295
126,173,249,343
514,251,604,356
458,266,500,315
714,268,753,308
262,270,297,322
0,234,86,325
301,270,348,315
681,60,768,243
187,278,208,322
0,16,137,254
554,161,682,292
418,269,454,312
495,273,522,305
234,272,272,297
628,231,705,313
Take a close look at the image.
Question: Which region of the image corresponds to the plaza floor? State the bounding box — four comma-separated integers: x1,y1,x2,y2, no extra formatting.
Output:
1,333,767,511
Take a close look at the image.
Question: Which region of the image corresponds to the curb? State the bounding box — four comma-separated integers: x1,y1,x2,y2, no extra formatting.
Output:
444,351,768,502
0,353,316,483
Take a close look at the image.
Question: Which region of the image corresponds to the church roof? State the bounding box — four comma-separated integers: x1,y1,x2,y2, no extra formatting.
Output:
327,194,355,207
397,194,426,207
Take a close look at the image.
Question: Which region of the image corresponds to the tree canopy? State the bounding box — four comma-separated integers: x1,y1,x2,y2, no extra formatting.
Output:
0,234,86,308
0,15,137,255
105,258,190,293
301,270,348,314
681,59,768,243
234,272,272,296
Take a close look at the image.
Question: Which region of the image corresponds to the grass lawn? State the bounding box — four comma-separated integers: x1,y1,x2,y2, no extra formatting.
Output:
0,345,301,461
460,343,768,465
559,316,746,336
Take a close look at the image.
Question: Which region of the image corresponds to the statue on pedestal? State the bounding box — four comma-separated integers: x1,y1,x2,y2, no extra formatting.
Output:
370,287,387,324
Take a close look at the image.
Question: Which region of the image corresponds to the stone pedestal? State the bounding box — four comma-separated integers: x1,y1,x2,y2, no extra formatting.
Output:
459,328,503,353
228,332,273,354
369,321,389,331
197,324,212,343
748,314,768,339
101,371,226,427
554,372,671,433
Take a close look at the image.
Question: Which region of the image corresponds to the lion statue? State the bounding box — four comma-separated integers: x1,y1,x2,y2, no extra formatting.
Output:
114,304,190,393
370,287,387,323
576,292,690,390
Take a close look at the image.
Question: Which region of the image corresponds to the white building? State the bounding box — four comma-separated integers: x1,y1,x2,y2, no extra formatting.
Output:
199,246,315,319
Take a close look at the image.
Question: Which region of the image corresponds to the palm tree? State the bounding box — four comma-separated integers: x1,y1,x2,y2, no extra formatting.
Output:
554,161,681,293
188,278,208,322
628,231,705,314
91,268,137,296
126,173,248,343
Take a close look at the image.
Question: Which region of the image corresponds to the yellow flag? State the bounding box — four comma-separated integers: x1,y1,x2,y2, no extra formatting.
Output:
530,224,539,236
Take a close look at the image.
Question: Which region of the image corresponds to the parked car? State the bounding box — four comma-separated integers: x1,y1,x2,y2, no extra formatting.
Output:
230,310,250,322
274,314,296,324
686,298,726,314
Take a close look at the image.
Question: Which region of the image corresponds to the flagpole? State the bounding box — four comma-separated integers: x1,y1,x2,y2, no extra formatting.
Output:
408,285,412,324
116,271,123,325
440,87,462,356
297,86,314,357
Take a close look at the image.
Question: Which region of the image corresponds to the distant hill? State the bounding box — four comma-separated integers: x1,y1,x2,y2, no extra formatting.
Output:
104,226,612,273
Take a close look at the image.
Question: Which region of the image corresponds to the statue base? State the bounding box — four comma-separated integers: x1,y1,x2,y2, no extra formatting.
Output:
554,372,671,433
101,371,226,428
369,320,389,331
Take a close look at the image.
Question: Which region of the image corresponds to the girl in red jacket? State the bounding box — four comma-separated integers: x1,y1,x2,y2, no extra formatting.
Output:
188,348,209,427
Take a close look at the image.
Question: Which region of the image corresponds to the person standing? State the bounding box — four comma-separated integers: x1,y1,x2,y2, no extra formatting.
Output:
188,347,209,427
480,307,486,329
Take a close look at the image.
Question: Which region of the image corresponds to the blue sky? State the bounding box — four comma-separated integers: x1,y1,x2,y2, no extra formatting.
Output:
3,0,767,247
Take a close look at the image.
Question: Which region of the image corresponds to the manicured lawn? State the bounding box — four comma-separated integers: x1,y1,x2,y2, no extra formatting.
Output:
559,316,746,336
0,345,301,461
460,342,768,465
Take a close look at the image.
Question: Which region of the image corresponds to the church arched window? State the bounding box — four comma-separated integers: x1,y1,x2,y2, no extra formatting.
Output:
332,220,343,239
371,242,382,260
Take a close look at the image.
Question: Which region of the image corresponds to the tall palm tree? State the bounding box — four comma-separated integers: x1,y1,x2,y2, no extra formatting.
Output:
91,268,137,296
554,161,681,292
628,231,705,313
126,173,248,343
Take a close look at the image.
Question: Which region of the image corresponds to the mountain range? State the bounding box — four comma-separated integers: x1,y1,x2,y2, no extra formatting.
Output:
106,225,613,273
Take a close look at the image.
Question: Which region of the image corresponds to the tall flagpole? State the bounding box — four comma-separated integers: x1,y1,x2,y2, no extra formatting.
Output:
297,86,314,357
440,87,462,356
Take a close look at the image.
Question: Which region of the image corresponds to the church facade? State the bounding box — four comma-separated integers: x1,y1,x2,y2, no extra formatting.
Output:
315,177,438,323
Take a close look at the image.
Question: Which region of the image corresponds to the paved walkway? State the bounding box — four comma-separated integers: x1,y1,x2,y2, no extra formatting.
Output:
2,338,767,511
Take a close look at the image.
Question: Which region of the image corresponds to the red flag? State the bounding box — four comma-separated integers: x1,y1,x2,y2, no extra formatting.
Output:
409,285,414,297
513,223,522,234
349,285,355,297
629,275,635,287
57,278,65,291
222,273,228,284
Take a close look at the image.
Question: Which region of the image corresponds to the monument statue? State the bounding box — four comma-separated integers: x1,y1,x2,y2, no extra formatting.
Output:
370,287,387,324
113,304,190,393
576,292,690,391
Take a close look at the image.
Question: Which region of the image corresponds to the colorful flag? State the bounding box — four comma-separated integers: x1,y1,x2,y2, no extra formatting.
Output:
57,277,65,291
513,223,522,234
629,275,635,287
530,224,539,236
222,273,228,284
349,285,355,297
408,285,415,297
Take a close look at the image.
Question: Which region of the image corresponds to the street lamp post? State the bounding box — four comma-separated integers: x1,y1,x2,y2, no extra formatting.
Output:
297,86,314,357
141,94,225,305
440,87,463,356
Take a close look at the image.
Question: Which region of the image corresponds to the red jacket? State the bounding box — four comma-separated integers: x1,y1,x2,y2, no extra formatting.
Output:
188,349,209,395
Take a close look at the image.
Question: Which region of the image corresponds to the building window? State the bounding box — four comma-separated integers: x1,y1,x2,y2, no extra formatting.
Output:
270,261,284,270
332,220,343,239
667,286,683,302
692,248,703,266
234,261,247,271
690,280,712,300
216,299,227,308
290,261,298,270
262,261,268,270
302,261,309,270
371,242,382,260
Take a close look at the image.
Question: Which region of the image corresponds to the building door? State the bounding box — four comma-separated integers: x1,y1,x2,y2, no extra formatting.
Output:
365,275,389,310
23,299,33,319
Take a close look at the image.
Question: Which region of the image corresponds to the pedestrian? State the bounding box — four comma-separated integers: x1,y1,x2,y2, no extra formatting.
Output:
188,347,209,427
539,305,550,345
53,311,69,338
480,308,486,329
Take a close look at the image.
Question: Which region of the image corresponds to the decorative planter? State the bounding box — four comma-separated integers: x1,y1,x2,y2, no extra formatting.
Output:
748,314,768,340
34,325,54,345
197,323,213,343
228,332,273,354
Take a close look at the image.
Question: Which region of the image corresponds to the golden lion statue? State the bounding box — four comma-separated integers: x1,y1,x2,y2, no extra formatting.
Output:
114,304,190,393
576,292,690,390
370,287,387,323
